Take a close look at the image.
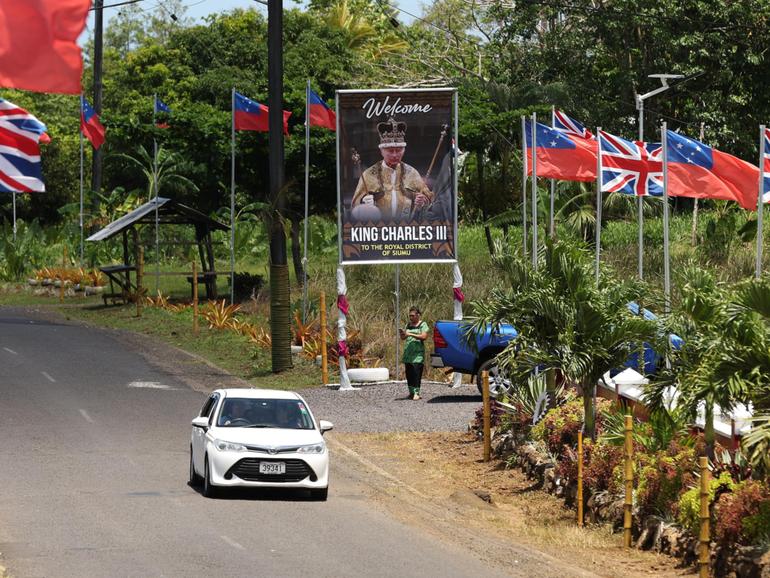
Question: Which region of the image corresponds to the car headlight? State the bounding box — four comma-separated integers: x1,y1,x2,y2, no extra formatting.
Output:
213,438,246,452
296,442,326,454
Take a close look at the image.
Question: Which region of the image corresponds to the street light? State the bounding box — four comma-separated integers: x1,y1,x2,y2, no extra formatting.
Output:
636,74,684,142
633,72,700,280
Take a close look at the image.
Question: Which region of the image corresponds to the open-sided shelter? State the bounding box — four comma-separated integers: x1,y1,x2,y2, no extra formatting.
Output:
87,197,229,304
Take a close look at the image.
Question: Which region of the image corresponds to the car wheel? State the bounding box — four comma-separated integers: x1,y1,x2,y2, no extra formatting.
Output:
189,447,202,486
476,358,511,398
310,487,328,501
202,457,218,498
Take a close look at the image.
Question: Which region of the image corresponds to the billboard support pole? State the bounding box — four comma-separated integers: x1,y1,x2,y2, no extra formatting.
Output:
452,263,464,387
336,266,354,390
394,264,400,381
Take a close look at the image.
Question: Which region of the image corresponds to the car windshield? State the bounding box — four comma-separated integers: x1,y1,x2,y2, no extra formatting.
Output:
216,398,314,430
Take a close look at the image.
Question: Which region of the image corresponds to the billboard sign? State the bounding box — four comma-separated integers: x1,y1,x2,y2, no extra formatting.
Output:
336,88,457,264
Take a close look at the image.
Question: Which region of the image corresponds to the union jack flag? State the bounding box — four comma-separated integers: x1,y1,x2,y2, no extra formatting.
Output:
763,127,770,204
0,99,47,193
599,130,662,197
553,110,593,140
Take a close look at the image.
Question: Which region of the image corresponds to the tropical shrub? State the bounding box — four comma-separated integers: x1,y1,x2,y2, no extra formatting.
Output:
636,441,698,519
232,272,264,302
582,439,624,494
714,479,770,546
531,394,584,456
202,300,242,330
472,402,506,431
677,471,735,536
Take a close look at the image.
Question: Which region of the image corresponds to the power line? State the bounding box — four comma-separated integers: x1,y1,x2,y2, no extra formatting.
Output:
94,0,149,10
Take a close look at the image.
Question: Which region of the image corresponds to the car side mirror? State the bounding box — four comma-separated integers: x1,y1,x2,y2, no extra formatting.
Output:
319,420,334,435
191,416,209,431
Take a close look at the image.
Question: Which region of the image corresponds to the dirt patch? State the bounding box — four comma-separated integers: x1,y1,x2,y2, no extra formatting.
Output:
331,431,697,578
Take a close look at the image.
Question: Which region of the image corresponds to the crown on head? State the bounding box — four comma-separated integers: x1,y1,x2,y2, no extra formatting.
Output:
377,117,407,148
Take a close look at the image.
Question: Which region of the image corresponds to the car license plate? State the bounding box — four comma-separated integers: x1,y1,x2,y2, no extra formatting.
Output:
259,461,285,474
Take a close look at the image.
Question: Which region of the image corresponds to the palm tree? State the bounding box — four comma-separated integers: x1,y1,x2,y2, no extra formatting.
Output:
112,145,198,201
469,239,656,438
324,0,408,58
644,268,765,459
716,278,770,472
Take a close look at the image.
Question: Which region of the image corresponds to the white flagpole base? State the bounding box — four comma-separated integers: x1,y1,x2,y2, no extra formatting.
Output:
338,357,355,391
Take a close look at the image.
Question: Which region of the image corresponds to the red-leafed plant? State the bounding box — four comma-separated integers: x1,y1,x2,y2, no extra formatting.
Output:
714,480,770,546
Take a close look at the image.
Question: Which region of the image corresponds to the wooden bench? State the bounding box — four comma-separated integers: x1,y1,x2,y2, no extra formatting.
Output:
186,272,217,300
99,264,136,305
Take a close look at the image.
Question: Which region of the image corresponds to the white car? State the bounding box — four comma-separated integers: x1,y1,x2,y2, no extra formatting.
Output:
189,388,333,500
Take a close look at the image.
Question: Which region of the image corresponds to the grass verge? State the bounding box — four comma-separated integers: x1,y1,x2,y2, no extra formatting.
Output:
336,431,694,577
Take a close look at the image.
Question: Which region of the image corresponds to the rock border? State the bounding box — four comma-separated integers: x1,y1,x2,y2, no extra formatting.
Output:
491,431,770,578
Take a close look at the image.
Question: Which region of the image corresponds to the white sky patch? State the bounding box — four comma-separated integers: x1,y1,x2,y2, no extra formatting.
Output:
128,381,178,390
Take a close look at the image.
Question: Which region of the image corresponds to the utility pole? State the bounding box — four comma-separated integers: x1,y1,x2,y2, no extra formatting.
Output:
91,0,104,213
268,0,292,372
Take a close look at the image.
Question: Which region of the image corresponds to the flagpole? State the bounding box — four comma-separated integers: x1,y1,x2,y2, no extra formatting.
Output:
531,112,538,269
691,122,704,246
80,95,85,265
637,102,645,280
303,80,310,323
758,124,766,279
153,93,159,294
549,106,555,238
521,115,528,258
594,127,602,285
12,192,16,242
231,88,236,304
662,122,671,314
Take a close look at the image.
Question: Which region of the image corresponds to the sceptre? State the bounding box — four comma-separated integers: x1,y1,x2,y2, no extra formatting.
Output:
410,124,449,220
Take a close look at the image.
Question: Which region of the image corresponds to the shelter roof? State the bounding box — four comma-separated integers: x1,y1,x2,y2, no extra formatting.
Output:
86,197,228,242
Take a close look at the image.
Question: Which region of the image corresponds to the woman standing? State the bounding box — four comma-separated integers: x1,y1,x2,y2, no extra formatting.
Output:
399,306,429,400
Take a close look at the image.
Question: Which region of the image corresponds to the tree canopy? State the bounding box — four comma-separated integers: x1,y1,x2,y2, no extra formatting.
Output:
3,0,769,229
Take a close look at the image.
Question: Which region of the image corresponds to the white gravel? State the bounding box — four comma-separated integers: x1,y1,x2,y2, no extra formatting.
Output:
298,381,483,432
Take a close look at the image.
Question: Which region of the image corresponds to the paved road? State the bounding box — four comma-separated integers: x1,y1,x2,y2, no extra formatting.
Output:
0,309,566,578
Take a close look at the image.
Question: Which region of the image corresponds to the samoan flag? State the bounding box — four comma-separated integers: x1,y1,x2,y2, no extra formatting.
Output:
0,98,47,192
154,97,171,128
80,96,105,150
763,127,770,204
599,130,662,197
553,110,593,140
665,130,759,210
308,88,335,131
234,92,290,135
525,120,597,182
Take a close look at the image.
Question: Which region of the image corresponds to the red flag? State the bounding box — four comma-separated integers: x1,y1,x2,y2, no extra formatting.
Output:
666,130,759,210
0,0,91,94
81,96,105,150
308,88,336,131
234,92,290,135
526,119,597,182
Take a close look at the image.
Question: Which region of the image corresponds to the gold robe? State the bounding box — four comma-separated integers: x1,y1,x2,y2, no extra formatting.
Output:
351,161,433,221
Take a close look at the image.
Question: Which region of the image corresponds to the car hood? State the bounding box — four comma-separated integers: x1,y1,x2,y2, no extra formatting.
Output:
209,427,324,448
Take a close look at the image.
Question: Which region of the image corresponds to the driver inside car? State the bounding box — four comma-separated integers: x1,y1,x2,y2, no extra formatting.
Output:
219,399,250,426
275,403,303,429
